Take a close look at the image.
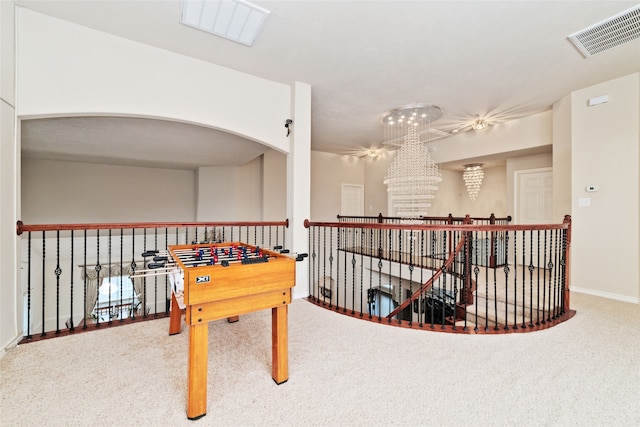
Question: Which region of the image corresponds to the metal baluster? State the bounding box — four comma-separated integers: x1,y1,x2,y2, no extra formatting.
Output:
311,226,317,300
540,230,547,325
340,226,349,310
357,227,363,315
131,228,137,319
503,231,511,331
108,229,112,324
374,228,383,321
120,228,124,323
95,230,102,326
348,227,356,314
418,229,425,328
165,227,169,313
387,228,393,323
560,228,568,315
26,232,32,338
143,228,147,318
552,229,560,319
69,230,74,331
55,230,61,333
322,226,328,306
308,227,315,298
512,230,518,329
154,228,158,317
407,229,414,327
365,227,372,319
530,230,537,328
491,231,498,330
83,230,88,329
521,231,526,328
41,231,46,337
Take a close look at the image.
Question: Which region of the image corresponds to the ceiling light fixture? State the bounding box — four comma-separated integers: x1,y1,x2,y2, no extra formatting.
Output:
180,0,271,46
471,115,489,131
463,164,484,202
383,104,443,217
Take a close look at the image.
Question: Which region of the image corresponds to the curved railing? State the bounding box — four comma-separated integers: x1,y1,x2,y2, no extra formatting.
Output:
304,215,574,334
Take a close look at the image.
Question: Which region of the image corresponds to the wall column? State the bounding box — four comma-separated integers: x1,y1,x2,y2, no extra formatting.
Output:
287,82,311,299
1,1,20,352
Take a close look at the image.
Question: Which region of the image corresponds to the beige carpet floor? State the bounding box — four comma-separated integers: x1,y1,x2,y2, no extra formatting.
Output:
1,292,639,427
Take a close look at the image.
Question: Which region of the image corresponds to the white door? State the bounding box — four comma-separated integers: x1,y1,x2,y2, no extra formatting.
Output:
341,184,364,216
515,168,553,267
517,169,553,224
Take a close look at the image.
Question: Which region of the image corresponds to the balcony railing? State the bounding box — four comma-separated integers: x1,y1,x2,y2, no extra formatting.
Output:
15,220,288,342
305,215,574,333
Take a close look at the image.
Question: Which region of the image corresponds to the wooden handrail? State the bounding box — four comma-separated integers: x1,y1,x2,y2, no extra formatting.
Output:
385,234,467,319
306,219,568,232
16,219,289,235
336,213,512,223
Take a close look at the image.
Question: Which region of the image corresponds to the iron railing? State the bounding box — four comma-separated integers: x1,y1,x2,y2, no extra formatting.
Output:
15,220,288,342
305,215,573,333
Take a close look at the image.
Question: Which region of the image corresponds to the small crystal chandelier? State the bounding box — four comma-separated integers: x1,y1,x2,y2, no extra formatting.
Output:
471,115,489,131
383,104,443,217
463,164,484,201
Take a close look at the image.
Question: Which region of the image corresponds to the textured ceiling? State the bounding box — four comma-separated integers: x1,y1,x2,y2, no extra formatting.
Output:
16,0,640,169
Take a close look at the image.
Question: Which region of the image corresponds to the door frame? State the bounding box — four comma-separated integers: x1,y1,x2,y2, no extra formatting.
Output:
514,167,553,225
341,183,364,217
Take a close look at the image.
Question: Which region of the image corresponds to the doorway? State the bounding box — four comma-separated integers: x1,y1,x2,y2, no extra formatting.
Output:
341,184,364,216
516,168,553,224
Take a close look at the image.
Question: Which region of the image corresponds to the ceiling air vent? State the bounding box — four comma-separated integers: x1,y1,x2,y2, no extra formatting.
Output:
568,4,640,57
181,0,270,47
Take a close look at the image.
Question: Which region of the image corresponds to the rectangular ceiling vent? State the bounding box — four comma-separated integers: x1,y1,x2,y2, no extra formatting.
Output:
568,4,640,57
181,0,270,47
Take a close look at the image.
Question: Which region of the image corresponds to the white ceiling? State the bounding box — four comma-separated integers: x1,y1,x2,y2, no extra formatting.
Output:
16,0,640,170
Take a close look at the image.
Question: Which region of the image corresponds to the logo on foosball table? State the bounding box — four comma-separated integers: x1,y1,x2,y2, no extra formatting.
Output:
195,275,210,284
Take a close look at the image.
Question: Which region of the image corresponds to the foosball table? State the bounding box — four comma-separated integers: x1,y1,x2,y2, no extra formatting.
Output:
167,242,296,420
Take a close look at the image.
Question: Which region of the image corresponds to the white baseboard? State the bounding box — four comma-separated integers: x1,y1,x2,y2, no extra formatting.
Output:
1,333,25,359
571,286,639,304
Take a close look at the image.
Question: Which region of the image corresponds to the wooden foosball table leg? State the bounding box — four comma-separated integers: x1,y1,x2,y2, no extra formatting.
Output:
169,292,184,335
271,305,288,384
187,322,208,420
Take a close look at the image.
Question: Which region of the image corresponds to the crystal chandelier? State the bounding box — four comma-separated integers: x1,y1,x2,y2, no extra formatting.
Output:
463,164,484,201
471,115,489,131
383,104,442,217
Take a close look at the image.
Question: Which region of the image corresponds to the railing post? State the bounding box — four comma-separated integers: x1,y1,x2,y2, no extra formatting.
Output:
563,215,572,312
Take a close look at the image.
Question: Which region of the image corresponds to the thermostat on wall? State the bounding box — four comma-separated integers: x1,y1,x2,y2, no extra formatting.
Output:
585,185,598,192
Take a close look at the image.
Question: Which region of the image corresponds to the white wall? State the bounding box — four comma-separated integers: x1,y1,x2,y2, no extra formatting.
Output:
430,111,552,164
196,157,262,221
552,95,572,221
569,72,639,302
22,158,196,223
311,151,365,222
262,150,287,221
1,0,19,352
16,8,291,154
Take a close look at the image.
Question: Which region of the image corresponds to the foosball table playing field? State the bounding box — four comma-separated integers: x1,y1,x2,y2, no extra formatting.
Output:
167,242,296,420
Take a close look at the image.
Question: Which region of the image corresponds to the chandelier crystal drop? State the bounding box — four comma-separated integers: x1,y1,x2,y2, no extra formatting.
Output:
383,104,443,217
463,164,484,201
